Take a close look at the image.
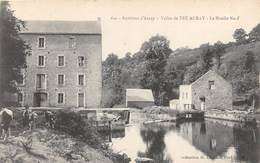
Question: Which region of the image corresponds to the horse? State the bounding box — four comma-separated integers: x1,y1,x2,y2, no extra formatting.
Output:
0,108,13,140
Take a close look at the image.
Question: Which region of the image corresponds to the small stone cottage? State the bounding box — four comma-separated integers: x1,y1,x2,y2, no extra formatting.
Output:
170,70,232,111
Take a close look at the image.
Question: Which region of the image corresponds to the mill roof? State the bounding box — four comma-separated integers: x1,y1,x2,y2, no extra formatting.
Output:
20,20,101,34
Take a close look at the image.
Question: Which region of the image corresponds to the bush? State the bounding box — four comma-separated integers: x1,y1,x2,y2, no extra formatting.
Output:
54,110,103,149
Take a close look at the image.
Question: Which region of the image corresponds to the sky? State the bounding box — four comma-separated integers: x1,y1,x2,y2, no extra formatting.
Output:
10,0,260,60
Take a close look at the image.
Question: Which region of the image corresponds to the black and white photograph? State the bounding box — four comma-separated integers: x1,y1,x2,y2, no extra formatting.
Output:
0,0,260,162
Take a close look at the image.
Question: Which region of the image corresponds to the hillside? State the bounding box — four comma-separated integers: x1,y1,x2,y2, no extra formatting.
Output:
102,24,260,107
223,41,260,65
170,41,260,100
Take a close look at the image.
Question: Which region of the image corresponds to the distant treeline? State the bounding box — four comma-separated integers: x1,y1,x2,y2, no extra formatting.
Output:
102,23,260,108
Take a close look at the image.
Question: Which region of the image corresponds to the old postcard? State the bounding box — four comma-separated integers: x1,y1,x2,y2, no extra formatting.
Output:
0,0,260,162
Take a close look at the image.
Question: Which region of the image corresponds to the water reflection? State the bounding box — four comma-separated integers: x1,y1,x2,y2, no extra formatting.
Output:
233,126,260,163
179,120,234,159
110,120,260,163
139,124,173,163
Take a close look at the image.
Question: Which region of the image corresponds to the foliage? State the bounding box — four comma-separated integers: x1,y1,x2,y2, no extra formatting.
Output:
102,22,260,107
212,41,225,69
248,23,260,42
199,47,214,72
233,28,248,44
244,51,256,72
0,2,30,103
163,61,184,104
225,51,258,94
138,35,172,105
102,54,124,107
54,110,103,149
21,134,33,152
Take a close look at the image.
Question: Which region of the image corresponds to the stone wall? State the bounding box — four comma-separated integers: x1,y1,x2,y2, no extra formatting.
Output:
19,34,102,108
191,70,233,110
127,101,154,109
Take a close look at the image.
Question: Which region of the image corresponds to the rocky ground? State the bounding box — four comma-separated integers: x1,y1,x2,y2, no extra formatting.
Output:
0,129,113,163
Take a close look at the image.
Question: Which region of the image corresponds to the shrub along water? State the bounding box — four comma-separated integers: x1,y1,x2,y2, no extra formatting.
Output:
54,110,131,163
54,110,103,149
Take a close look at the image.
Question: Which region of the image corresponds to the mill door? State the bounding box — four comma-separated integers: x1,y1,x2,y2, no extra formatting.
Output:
200,96,206,111
33,93,48,107
78,93,84,107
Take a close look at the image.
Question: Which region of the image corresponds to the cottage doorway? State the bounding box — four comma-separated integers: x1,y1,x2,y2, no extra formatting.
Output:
33,92,48,107
200,96,206,111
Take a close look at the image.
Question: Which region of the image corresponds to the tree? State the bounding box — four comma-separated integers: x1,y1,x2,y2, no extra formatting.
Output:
184,44,215,85
212,41,225,70
199,46,213,72
139,35,172,105
244,51,256,72
233,28,247,44
102,54,124,107
163,61,184,105
248,23,260,42
0,2,30,105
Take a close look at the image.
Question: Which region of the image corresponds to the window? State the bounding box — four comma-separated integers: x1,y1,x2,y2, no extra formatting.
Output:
38,56,45,66
58,56,65,67
209,80,216,90
69,37,76,49
17,92,23,103
186,92,188,99
36,74,46,89
58,93,64,104
78,74,84,85
38,37,45,48
184,104,191,110
58,74,65,86
182,92,185,99
78,56,84,67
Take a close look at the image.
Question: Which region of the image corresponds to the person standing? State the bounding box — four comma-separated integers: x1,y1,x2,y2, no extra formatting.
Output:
23,105,30,129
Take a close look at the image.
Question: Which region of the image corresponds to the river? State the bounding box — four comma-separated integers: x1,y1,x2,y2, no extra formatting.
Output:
106,119,260,163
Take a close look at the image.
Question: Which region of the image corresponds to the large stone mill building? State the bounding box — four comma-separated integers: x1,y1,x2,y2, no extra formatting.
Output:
170,70,233,111
16,20,102,108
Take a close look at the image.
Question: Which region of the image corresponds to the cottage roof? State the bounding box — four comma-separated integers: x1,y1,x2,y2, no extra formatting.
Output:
20,20,101,34
191,70,231,86
126,89,154,102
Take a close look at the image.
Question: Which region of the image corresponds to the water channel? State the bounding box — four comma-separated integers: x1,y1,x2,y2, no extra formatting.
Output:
104,119,260,163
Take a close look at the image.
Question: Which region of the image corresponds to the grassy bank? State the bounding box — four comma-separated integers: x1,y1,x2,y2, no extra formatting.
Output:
0,108,130,163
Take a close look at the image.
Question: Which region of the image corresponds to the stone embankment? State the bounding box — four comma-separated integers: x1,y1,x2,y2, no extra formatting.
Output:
130,106,178,124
